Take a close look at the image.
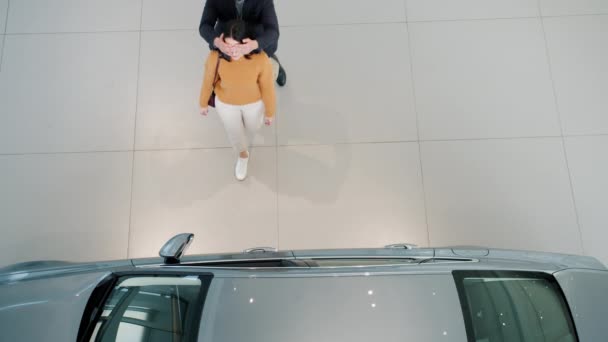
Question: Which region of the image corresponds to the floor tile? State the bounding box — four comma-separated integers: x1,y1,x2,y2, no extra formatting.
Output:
6,0,141,33
0,0,8,34
136,30,276,150
544,15,608,135
0,35,4,64
406,0,538,22
278,142,428,250
565,136,608,266
421,138,581,255
142,0,203,31
540,0,608,16
278,24,418,145
410,19,560,140
129,147,278,258
277,0,406,26
0,33,139,154
0,152,132,267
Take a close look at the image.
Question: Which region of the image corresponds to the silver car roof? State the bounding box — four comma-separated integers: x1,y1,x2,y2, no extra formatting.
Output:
2,246,604,284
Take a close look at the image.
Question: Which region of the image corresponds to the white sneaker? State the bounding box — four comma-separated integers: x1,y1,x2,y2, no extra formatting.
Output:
235,155,249,181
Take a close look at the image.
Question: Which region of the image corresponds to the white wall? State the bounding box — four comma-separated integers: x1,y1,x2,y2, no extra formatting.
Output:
0,0,607,267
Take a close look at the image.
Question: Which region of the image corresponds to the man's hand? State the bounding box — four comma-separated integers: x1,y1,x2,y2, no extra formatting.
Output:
264,116,273,126
200,107,209,116
213,34,232,55
240,38,259,55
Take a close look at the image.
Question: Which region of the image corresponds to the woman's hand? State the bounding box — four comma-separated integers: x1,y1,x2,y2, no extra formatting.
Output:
200,107,209,116
264,116,274,126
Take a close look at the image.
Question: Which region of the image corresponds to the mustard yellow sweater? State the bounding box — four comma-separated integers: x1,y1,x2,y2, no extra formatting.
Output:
199,51,276,118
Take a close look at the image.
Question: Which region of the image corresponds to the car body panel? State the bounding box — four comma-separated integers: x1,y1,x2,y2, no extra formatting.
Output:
0,259,132,285
0,246,605,342
0,271,111,341
554,269,608,342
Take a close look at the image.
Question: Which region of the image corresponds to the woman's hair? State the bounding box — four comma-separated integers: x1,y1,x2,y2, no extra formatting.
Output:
221,19,257,60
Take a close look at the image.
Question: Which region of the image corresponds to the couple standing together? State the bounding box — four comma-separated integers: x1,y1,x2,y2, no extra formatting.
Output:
198,0,286,181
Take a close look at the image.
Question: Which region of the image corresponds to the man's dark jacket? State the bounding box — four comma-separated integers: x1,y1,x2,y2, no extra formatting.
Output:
199,0,280,56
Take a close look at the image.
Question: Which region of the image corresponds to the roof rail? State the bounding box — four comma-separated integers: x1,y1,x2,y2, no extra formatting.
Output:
384,243,418,250
243,247,278,254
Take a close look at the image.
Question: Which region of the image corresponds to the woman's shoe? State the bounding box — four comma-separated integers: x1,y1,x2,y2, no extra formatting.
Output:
277,65,287,86
235,156,249,181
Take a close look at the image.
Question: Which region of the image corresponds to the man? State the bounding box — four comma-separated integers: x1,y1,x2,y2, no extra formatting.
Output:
199,0,287,86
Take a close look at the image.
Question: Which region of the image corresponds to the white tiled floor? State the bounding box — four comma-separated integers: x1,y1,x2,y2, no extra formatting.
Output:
0,35,3,65
278,24,418,145
278,143,428,249
540,0,608,17
277,0,406,26
1,0,607,267
565,136,608,265
0,152,132,265
6,0,142,33
0,0,8,34
0,33,139,153
410,18,560,140
141,0,203,31
129,148,277,258
543,15,608,135
406,0,539,22
421,138,582,255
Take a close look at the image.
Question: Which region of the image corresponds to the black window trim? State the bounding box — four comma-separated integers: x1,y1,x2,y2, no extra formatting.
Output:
162,257,476,269
452,270,580,342
77,270,214,342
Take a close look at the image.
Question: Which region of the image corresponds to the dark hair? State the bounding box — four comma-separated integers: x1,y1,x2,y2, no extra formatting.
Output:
221,19,257,60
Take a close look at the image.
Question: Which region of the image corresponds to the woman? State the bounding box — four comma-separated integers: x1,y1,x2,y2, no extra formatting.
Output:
200,19,276,181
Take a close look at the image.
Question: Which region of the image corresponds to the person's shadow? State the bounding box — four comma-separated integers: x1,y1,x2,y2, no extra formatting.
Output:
129,55,355,257
271,84,352,204
153,88,351,208
145,52,353,238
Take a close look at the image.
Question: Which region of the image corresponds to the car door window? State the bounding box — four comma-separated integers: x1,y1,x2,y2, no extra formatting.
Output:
453,271,578,342
85,275,210,342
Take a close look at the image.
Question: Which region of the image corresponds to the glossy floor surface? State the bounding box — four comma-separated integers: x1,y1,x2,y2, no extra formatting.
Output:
0,0,607,266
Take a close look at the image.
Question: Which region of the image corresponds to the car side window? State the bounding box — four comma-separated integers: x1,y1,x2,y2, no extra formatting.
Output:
85,275,210,342
453,271,578,342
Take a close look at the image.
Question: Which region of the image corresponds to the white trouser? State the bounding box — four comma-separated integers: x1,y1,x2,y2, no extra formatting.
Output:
215,97,265,152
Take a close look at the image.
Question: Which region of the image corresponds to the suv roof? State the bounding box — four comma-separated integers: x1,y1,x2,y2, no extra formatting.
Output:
1,240,605,284
134,245,606,273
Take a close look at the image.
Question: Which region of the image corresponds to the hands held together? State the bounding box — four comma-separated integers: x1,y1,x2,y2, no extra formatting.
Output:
214,34,258,59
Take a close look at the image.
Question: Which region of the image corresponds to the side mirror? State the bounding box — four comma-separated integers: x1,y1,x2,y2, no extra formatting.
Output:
159,233,194,264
